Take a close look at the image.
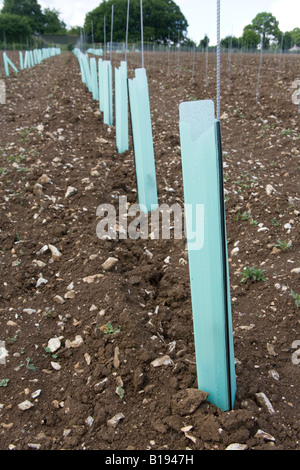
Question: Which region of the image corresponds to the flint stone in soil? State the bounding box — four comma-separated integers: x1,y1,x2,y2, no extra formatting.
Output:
18,400,34,411
172,388,209,416
255,430,276,442
107,413,125,428
33,183,43,195
102,257,119,271
226,443,248,450
291,268,300,274
83,274,104,284
48,244,62,261
255,392,275,414
266,184,276,196
64,290,75,299
51,361,61,370
37,174,51,184
54,295,65,304
65,186,77,198
151,355,173,368
47,337,63,353
65,335,84,349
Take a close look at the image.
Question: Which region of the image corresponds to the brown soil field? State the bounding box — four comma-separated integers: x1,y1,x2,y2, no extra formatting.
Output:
0,49,299,452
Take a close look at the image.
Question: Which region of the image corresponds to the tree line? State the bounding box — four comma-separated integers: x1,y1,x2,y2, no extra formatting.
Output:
0,0,72,44
0,0,299,51
220,12,300,51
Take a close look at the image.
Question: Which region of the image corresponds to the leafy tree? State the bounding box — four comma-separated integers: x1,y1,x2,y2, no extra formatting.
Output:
199,34,209,49
67,26,82,35
290,27,300,46
221,35,242,49
241,24,260,49
84,0,188,44
1,0,45,34
251,12,281,48
43,8,66,34
0,12,32,42
183,37,196,48
277,31,293,51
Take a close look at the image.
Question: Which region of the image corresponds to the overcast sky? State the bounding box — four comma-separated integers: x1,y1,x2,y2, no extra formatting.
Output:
0,0,299,44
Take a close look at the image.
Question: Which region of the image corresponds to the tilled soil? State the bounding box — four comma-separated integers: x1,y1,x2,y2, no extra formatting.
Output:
0,49,299,451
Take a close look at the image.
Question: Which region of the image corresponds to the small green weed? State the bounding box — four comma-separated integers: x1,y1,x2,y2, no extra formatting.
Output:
271,218,281,227
101,322,121,335
291,290,300,308
241,266,266,283
43,347,57,359
0,379,9,387
20,357,36,371
275,239,293,251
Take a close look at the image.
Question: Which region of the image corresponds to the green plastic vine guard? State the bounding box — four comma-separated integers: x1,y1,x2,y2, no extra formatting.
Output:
179,99,236,412
83,54,92,93
87,48,103,56
90,57,99,101
102,60,113,126
128,67,158,213
3,53,18,76
115,61,129,153
98,58,104,112
19,51,24,70
24,51,30,69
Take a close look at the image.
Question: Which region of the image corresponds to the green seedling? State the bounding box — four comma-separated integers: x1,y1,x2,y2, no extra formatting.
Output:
234,211,258,225
43,347,57,359
19,128,30,137
234,211,251,222
7,334,18,342
271,218,281,227
101,322,121,335
20,357,36,371
8,154,26,163
116,386,125,399
16,167,31,173
291,290,300,308
275,239,293,251
241,266,266,283
0,379,9,387
43,309,52,318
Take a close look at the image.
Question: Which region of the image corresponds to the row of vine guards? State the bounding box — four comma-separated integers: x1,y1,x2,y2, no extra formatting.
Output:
73,44,158,213
73,0,158,215
2,48,61,77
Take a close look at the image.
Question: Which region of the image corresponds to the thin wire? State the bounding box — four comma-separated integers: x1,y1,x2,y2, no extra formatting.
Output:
125,0,130,62
110,5,114,63
140,0,144,68
104,16,106,60
256,23,264,105
217,0,221,121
